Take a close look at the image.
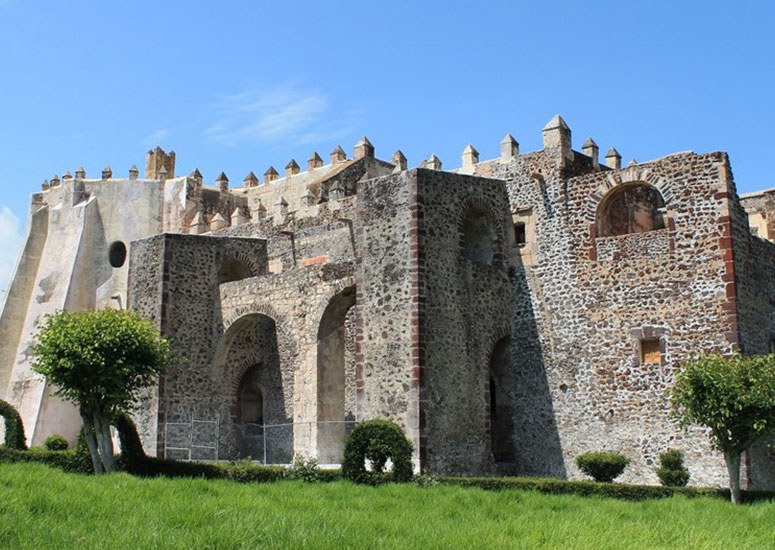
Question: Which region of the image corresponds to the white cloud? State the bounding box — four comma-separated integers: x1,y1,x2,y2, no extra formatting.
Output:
0,207,23,298
141,128,170,147
204,84,360,147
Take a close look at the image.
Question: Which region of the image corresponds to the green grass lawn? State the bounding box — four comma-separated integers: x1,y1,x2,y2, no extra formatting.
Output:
1,463,773,550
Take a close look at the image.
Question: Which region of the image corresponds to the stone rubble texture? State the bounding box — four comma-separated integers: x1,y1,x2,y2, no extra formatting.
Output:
1,119,774,489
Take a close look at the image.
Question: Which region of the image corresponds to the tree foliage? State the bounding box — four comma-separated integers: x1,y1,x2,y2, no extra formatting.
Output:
671,353,775,503
32,309,170,474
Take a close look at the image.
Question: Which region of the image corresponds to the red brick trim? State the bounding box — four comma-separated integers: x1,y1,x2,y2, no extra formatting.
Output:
156,236,173,457
220,251,262,278
301,255,328,267
717,211,741,351
409,175,427,470
588,223,597,261
353,203,367,421
667,217,676,253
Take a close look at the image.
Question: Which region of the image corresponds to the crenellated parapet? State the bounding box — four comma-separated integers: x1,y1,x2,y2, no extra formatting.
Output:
26,120,644,238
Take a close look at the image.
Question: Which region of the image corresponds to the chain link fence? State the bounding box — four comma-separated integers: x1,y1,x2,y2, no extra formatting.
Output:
163,417,357,465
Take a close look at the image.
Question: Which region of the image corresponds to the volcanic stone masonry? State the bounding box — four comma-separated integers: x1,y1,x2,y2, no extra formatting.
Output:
2,117,774,488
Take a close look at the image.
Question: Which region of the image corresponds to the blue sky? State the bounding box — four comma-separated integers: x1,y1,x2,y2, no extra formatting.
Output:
1,0,773,291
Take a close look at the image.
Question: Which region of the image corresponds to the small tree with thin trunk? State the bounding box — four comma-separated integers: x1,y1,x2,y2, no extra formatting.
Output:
671,353,775,504
32,309,170,474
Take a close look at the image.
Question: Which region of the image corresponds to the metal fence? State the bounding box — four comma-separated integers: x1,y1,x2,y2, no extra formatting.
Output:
163,417,357,465
164,414,220,462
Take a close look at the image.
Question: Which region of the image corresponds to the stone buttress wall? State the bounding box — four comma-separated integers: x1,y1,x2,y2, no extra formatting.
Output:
415,169,514,475
727,158,775,490
355,171,420,466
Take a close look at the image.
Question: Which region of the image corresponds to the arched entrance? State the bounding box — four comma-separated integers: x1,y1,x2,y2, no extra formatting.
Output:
219,313,292,463
489,336,516,465
316,285,356,463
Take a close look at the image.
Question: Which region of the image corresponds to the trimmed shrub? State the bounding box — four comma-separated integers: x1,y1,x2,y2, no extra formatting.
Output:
342,419,413,485
0,446,92,474
221,460,287,483
112,413,146,468
0,399,27,450
576,452,630,483
287,454,322,482
437,476,775,502
44,434,69,451
656,449,690,487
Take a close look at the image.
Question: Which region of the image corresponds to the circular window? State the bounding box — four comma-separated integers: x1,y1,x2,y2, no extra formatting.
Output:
109,241,127,268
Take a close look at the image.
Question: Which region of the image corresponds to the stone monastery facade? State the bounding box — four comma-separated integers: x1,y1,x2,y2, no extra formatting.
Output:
2,116,775,488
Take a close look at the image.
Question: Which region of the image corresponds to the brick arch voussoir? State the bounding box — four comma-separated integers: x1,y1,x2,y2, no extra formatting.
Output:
484,325,513,368
214,304,296,374
221,303,285,334
220,250,262,279
310,277,357,340
457,195,508,265
229,358,265,398
586,166,674,223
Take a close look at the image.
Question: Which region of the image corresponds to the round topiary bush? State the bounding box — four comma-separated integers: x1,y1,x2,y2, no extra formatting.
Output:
0,398,27,450
656,449,690,487
342,419,413,485
576,452,630,483
44,434,69,451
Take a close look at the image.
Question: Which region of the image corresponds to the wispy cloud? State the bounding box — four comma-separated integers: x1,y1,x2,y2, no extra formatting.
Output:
205,83,361,147
141,128,170,147
0,207,23,297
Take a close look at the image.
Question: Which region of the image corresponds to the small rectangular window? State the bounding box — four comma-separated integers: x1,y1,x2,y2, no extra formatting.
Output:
641,338,661,364
514,223,526,245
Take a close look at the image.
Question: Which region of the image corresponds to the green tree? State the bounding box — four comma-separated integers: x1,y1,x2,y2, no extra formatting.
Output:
32,309,170,474
671,353,775,504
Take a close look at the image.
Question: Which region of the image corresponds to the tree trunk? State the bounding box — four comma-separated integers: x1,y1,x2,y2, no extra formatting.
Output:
93,411,118,473
80,411,104,475
723,449,742,504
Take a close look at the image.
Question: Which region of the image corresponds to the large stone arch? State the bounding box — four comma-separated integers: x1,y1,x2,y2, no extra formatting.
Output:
309,277,356,333
315,283,357,464
595,182,667,237
585,164,675,223
213,307,297,462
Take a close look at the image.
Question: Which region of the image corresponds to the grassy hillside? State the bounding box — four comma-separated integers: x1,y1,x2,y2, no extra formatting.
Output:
0,463,773,549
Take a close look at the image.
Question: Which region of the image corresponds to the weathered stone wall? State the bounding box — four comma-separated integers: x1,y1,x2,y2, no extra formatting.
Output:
212,197,358,274
10,133,775,486
466,150,740,486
